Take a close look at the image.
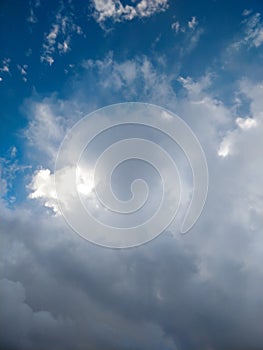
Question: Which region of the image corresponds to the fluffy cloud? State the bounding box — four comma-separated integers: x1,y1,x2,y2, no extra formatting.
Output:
28,168,59,213
92,0,168,26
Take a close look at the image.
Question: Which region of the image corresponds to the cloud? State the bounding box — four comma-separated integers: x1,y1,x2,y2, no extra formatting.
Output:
0,149,31,203
0,205,181,350
242,9,252,17
23,98,73,165
17,64,28,82
218,81,262,158
41,4,83,65
188,16,198,30
1,51,263,349
27,0,41,23
171,20,180,33
0,58,11,79
0,168,8,197
171,16,203,55
28,166,96,215
28,168,59,213
27,7,37,23
243,12,263,48
0,278,74,350
92,0,169,26
82,54,177,105
228,11,263,52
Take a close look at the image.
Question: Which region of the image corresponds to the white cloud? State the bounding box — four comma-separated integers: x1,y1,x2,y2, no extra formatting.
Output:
242,9,252,17
171,21,180,33
27,7,37,23
243,13,263,47
41,5,83,65
230,12,263,51
10,146,17,158
171,16,200,39
82,54,177,106
17,64,28,82
76,167,95,196
23,101,68,168
28,169,57,207
236,117,257,129
0,58,10,74
92,0,169,25
171,16,203,55
178,74,212,97
27,0,41,23
188,16,198,29
58,40,70,54
217,81,262,158
28,166,96,215
41,24,59,65
218,133,234,157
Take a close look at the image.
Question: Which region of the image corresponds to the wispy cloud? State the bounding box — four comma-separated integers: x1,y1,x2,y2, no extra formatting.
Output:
229,11,263,51
0,58,11,74
17,64,28,82
171,16,203,55
41,4,83,65
27,0,41,24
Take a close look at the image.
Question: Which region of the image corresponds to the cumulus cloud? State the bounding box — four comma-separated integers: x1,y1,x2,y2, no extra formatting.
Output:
92,0,169,26
28,168,59,213
1,52,263,350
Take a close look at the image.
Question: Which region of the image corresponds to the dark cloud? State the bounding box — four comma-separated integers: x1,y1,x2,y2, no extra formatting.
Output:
1,194,263,350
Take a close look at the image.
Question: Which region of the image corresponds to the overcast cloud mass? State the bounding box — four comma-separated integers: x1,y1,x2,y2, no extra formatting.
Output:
0,0,263,349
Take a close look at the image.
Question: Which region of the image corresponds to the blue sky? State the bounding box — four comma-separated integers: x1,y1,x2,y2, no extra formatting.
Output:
0,0,262,151
1,0,263,349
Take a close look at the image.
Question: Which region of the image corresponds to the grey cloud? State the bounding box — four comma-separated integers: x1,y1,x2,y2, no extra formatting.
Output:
1,192,263,350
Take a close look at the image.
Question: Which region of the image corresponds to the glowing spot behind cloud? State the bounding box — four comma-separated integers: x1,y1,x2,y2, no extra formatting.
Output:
76,167,95,196
218,138,232,157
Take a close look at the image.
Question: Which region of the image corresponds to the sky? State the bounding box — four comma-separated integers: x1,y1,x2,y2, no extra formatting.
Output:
0,0,263,349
